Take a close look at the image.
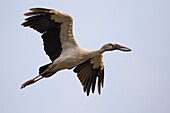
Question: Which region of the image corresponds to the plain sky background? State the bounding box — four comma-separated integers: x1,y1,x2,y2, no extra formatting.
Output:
1,0,170,113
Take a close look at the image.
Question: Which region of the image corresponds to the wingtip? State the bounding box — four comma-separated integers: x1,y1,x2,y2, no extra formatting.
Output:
24,12,31,16
23,7,52,16
29,7,51,12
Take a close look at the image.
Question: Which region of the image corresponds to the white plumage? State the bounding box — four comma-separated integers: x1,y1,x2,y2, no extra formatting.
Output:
21,8,131,96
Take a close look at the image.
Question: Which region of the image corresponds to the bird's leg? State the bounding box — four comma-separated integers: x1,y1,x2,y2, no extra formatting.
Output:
21,75,44,89
21,69,55,89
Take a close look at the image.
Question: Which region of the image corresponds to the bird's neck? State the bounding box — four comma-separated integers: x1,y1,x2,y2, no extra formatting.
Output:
97,48,106,54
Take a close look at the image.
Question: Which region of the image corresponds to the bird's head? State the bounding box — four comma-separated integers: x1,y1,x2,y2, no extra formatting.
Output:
101,43,131,52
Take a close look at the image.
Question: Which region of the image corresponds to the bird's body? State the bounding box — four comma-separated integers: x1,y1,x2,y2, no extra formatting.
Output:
21,7,131,96
48,47,92,72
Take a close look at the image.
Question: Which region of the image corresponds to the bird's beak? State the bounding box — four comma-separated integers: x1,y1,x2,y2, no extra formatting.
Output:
118,45,131,52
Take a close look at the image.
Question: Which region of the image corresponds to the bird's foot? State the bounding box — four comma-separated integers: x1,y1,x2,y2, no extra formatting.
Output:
21,79,36,89
21,75,44,89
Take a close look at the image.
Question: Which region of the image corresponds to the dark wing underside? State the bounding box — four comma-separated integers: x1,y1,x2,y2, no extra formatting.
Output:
73,59,104,96
22,8,62,61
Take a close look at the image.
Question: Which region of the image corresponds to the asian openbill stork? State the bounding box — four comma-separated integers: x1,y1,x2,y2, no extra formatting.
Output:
21,7,131,96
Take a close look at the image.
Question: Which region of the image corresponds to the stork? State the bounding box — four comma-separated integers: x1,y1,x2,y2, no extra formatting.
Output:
21,7,131,96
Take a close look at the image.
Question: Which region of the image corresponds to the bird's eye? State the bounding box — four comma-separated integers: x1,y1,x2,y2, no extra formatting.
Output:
109,43,113,47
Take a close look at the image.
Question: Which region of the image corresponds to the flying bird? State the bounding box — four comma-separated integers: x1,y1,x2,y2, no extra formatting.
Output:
21,7,131,96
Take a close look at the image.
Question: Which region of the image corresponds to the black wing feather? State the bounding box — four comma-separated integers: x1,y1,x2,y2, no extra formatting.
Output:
22,8,62,61
74,59,104,96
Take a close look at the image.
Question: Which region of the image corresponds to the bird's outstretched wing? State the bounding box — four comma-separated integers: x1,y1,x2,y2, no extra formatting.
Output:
74,55,104,96
22,8,78,61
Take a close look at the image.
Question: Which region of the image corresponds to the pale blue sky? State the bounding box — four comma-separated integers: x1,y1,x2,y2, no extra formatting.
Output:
1,0,170,113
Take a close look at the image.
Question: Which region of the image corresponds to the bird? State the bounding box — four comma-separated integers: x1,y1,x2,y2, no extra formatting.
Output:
21,7,131,96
